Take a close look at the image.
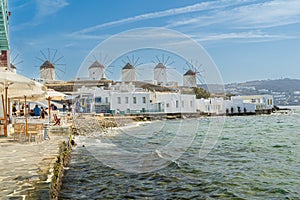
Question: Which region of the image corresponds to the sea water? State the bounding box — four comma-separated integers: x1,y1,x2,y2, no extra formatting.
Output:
59,107,300,199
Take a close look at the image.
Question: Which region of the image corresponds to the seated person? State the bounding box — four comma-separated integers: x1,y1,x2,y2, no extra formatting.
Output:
19,109,24,116
40,107,48,119
33,105,41,116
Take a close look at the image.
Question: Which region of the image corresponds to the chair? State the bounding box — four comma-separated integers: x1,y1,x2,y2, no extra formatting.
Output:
53,114,61,126
13,123,25,142
28,124,44,142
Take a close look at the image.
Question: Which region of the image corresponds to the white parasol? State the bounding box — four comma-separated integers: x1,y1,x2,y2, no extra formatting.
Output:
0,68,47,136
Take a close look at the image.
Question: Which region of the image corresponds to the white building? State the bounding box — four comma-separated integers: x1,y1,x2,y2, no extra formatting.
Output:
196,98,225,115
73,83,274,115
224,98,256,114
232,95,274,110
88,61,105,80
154,63,167,85
111,92,151,114
183,70,197,87
154,93,196,113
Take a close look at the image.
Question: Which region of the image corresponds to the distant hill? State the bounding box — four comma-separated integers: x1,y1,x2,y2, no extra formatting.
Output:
236,78,300,92
225,78,300,105
199,78,300,105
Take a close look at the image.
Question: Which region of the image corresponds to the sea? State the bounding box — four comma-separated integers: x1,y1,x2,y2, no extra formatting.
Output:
59,106,300,199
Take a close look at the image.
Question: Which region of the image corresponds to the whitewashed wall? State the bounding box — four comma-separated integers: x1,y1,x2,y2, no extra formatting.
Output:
196,98,225,114
110,92,151,113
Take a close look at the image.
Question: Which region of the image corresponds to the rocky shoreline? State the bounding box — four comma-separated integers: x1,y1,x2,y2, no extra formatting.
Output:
72,115,136,136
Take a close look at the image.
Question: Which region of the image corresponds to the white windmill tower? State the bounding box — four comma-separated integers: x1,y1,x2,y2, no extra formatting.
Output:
89,60,105,80
183,60,204,88
37,48,66,81
153,54,174,86
183,69,197,87
154,63,167,85
40,60,55,80
122,62,136,82
121,55,142,82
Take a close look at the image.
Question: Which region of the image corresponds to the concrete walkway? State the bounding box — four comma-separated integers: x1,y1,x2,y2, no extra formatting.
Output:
0,134,68,199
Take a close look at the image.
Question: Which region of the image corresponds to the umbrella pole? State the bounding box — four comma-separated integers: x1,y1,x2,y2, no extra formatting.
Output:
8,98,10,116
4,87,8,137
2,94,7,137
24,96,28,138
47,97,51,124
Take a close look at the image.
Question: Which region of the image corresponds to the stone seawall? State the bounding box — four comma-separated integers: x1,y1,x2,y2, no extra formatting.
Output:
0,134,71,199
49,134,73,200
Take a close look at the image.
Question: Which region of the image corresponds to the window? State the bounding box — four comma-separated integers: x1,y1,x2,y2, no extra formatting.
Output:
182,101,184,108
125,97,129,104
142,97,146,104
105,97,109,103
190,101,193,107
176,100,179,108
133,97,137,104
117,97,121,104
166,103,169,108
95,97,101,103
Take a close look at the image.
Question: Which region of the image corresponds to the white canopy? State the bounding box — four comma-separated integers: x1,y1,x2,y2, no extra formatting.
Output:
0,69,47,99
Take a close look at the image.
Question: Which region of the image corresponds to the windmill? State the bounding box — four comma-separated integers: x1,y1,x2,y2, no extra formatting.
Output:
36,48,66,81
152,54,175,86
121,54,142,82
9,49,23,73
87,53,112,80
183,59,205,88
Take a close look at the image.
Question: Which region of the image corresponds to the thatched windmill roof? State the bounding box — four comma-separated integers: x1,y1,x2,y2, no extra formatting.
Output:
10,63,16,69
89,60,104,70
122,63,135,69
40,60,55,70
154,63,166,69
184,69,196,76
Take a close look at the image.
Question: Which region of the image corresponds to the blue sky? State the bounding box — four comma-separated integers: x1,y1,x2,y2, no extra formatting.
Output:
8,0,300,83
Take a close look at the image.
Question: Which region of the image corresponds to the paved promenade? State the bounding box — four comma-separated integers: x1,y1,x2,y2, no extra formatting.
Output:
0,134,68,199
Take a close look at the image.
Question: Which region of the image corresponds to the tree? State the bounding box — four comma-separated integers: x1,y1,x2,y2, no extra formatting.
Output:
193,87,210,99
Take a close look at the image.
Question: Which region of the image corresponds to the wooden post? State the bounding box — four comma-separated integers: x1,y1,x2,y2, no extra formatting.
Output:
47,97,51,123
24,96,28,137
7,98,10,116
4,87,8,137
2,94,7,137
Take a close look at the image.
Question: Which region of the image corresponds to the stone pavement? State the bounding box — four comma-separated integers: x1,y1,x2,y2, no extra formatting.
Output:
0,134,68,199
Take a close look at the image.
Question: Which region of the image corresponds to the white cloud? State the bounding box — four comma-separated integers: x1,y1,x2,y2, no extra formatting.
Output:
168,0,300,29
35,0,69,18
197,31,292,42
70,0,255,37
233,0,300,28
